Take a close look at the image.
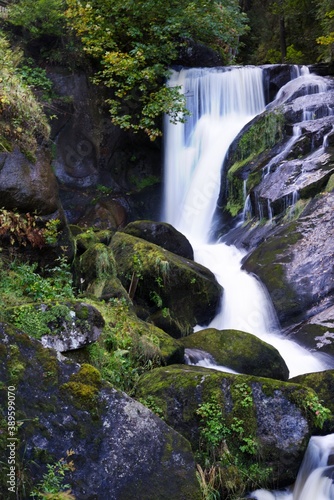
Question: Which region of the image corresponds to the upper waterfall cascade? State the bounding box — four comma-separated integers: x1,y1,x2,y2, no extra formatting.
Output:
162,66,332,379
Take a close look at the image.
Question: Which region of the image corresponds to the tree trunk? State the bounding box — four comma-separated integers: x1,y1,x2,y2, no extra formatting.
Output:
280,15,287,61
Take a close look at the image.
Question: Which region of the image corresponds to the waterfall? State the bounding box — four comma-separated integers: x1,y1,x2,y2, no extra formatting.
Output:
163,66,331,379
163,67,265,242
184,348,239,374
250,434,334,500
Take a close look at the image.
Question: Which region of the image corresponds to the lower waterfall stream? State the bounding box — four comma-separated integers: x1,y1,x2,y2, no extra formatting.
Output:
162,66,334,498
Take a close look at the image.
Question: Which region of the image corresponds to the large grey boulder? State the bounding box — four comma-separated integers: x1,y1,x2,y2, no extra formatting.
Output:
0,324,201,499
135,364,328,486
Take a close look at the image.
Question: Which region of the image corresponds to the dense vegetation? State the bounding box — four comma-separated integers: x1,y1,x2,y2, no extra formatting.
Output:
1,0,333,139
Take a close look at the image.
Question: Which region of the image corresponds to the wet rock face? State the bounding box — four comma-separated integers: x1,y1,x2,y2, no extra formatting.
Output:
0,325,201,500
216,69,334,356
243,192,334,338
47,67,162,225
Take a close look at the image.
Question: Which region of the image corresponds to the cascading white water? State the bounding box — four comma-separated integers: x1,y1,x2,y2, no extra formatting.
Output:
163,67,265,242
250,434,334,500
163,66,331,378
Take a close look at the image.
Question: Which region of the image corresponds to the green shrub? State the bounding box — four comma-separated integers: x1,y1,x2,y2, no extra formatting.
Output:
0,33,50,155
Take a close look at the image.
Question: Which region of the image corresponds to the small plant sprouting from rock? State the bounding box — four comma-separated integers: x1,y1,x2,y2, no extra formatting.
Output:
30,450,75,499
196,392,271,499
304,394,332,429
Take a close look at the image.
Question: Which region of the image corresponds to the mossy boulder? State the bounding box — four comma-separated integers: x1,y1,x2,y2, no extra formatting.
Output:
110,232,222,337
0,324,201,500
84,299,184,368
181,328,289,380
76,242,129,301
135,364,323,486
122,220,194,259
290,370,334,434
4,301,105,352
72,227,113,254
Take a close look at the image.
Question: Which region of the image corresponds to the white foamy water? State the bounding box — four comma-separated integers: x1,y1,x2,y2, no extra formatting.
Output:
250,434,334,500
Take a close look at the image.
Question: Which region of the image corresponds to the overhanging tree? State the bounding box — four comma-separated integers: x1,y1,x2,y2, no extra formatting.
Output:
65,0,248,139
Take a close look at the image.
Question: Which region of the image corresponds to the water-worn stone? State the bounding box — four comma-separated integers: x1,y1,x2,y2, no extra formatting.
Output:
243,192,334,334
216,72,334,224
0,324,201,499
110,231,222,336
181,328,289,380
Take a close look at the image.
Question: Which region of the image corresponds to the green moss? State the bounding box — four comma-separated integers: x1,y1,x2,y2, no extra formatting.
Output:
60,364,102,411
224,110,285,217
70,363,102,387
8,344,26,385
325,173,334,192
231,110,285,167
0,135,13,152
5,303,73,339
247,169,262,192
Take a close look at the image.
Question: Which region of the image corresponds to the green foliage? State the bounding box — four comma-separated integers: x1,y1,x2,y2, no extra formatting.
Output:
138,395,165,420
196,391,271,499
87,299,162,392
17,58,54,100
0,257,74,309
43,219,61,246
316,8,334,60
0,33,50,155
239,0,323,65
7,0,66,40
285,44,305,63
65,0,248,139
7,303,72,339
30,453,75,500
304,394,332,429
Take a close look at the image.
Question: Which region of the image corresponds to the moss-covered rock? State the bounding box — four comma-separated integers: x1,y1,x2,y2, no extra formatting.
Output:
181,328,289,380
84,298,184,370
76,242,130,302
4,300,105,352
110,232,222,337
290,370,334,434
0,324,201,500
122,220,194,259
135,364,326,486
73,227,113,254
